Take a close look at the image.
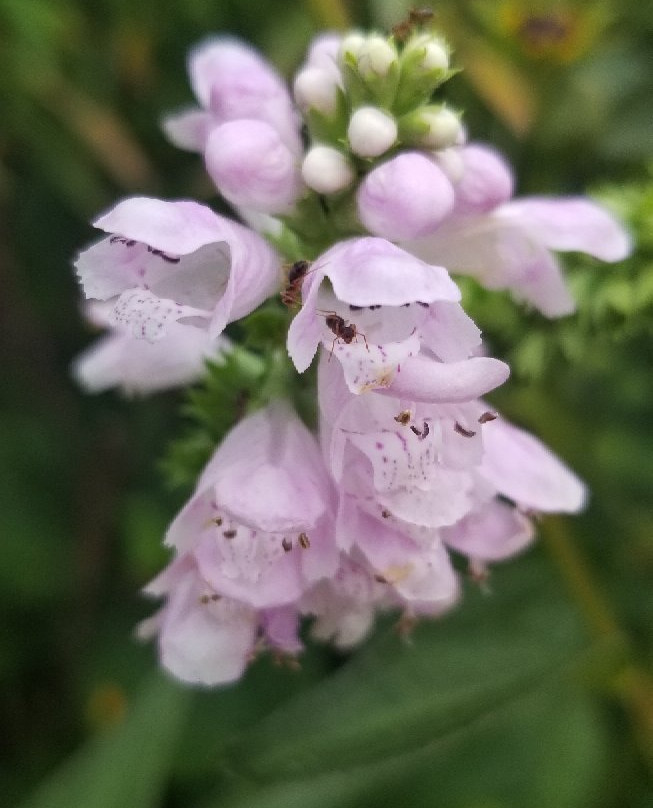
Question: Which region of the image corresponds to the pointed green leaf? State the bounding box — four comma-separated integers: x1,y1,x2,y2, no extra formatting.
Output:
20,674,189,808
224,558,591,781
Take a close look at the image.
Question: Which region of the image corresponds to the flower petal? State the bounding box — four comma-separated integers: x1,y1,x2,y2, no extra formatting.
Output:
503,198,632,261
200,405,330,533
442,500,534,561
157,564,257,686
161,108,213,152
330,331,421,394
322,237,461,307
383,355,510,403
479,418,587,513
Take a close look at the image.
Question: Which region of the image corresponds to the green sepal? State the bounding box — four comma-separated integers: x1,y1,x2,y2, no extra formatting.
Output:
305,88,350,145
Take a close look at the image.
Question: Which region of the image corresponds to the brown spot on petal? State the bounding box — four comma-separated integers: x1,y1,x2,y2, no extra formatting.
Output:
298,532,310,549
478,411,498,424
454,422,476,438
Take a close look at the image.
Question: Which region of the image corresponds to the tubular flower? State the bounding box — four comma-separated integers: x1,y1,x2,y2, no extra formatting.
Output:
139,553,302,686
287,236,509,400
162,38,304,214
162,37,301,154
401,143,631,316
318,354,586,615
75,197,280,343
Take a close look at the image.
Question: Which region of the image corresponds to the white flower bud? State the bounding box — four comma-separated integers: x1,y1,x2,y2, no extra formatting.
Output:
404,33,450,72
420,40,449,71
357,35,397,79
293,66,339,116
339,32,366,63
348,107,397,157
301,146,354,194
419,107,462,149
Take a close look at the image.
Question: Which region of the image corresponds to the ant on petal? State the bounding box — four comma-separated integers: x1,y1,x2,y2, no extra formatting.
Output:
281,259,312,307
318,310,370,359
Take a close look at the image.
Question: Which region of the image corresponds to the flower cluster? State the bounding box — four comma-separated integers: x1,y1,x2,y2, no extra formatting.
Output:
73,20,630,685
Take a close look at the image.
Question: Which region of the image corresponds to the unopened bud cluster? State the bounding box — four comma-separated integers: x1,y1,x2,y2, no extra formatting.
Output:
71,18,631,685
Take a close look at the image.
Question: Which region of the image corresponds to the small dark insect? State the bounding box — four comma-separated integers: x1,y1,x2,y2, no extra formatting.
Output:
349,304,364,312
392,6,434,41
298,532,310,549
146,245,181,264
454,422,476,438
394,409,412,426
410,421,430,440
478,411,498,424
212,516,223,526
223,529,237,539
374,574,388,584
281,537,293,553
381,509,391,519
281,259,312,307
320,311,369,358
210,594,221,601
409,7,435,25
391,20,413,41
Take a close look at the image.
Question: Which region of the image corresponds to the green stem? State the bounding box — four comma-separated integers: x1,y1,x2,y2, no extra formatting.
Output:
542,517,620,639
542,516,653,769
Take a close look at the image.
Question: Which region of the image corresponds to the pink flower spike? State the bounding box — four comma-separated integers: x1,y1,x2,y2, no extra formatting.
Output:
205,120,303,215
357,153,455,240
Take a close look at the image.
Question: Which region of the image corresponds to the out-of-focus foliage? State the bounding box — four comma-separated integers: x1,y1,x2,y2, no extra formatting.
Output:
1,0,652,807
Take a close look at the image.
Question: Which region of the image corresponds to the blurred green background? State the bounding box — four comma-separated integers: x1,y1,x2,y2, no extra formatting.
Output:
1,0,652,806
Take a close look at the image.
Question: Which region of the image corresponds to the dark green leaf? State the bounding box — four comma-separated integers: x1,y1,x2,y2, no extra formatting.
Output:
224,557,591,782
19,674,189,808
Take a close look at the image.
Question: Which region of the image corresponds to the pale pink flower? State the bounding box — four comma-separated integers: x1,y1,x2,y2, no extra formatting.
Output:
162,38,304,214
287,237,509,401
402,144,631,316
319,355,585,600
162,37,300,154
164,404,338,609
139,553,301,686
75,197,279,342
